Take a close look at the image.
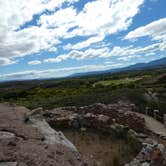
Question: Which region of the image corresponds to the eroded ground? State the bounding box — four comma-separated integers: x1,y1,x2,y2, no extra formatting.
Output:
60,129,136,166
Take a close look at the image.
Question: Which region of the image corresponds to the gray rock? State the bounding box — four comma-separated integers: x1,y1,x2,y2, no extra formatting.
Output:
97,114,110,123
24,107,43,121
0,131,16,145
135,133,148,139
0,131,15,140
0,162,17,166
126,141,166,166
128,129,137,136
29,115,80,157
84,113,95,118
157,144,165,153
141,162,150,166
143,138,156,145
0,103,82,166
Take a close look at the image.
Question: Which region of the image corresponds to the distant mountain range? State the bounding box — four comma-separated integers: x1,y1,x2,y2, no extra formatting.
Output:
71,57,166,77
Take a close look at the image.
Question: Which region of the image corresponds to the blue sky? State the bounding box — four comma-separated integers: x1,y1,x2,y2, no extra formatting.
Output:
0,0,166,81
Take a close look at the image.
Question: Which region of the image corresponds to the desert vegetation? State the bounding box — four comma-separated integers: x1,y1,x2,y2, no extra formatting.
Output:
0,68,166,116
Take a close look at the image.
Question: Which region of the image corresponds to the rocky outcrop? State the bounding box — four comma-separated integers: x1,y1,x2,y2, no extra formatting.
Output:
125,139,166,166
44,103,145,132
0,103,81,166
43,103,166,166
28,112,79,156
1,102,165,166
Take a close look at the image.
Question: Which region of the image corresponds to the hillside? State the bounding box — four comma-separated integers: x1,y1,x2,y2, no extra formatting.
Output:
71,57,166,77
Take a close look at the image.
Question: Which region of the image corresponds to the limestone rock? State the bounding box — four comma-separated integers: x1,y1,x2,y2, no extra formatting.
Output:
0,103,82,166
0,162,18,166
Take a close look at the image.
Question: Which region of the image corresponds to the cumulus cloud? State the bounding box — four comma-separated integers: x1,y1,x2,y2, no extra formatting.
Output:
125,18,166,52
70,0,144,36
39,0,144,37
64,35,105,50
0,0,145,66
0,0,78,31
28,60,41,65
39,7,77,31
44,54,69,63
0,0,77,64
0,25,60,59
43,41,164,63
48,47,57,52
0,58,17,66
117,55,141,62
125,18,166,40
108,43,160,58
43,47,110,63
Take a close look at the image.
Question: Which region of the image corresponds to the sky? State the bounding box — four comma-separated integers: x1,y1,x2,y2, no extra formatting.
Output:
0,0,166,81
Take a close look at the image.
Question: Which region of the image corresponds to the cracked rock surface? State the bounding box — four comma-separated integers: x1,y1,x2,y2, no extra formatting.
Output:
0,103,81,166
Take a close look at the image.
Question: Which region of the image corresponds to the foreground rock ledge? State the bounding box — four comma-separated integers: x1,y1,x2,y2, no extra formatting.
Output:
0,103,81,166
43,103,166,166
1,102,166,166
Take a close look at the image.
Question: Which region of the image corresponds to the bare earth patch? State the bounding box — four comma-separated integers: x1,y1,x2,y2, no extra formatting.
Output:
61,129,136,166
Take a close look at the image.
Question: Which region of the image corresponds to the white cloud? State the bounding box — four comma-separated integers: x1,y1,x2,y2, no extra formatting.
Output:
0,0,145,66
125,18,166,40
0,0,77,64
117,55,141,61
48,47,57,52
104,61,115,65
106,43,161,58
44,54,69,63
70,0,144,36
125,18,166,52
0,58,17,66
43,47,110,63
39,7,77,30
44,41,163,64
145,52,155,56
64,35,105,50
39,0,144,48
0,0,78,31
0,25,60,59
28,60,41,65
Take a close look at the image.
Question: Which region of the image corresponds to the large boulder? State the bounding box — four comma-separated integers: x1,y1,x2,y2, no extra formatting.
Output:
0,103,82,166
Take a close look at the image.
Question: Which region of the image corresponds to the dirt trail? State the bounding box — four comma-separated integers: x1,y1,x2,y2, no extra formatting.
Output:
136,112,166,138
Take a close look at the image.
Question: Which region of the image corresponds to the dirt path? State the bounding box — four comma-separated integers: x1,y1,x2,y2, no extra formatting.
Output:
136,112,166,138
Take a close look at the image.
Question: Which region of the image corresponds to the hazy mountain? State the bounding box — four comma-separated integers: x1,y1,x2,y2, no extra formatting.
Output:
71,57,166,77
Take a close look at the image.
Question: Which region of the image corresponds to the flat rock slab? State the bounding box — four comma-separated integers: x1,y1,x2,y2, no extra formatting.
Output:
136,112,166,139
0,103,81,166
0,131,15,139
0,162,18,166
